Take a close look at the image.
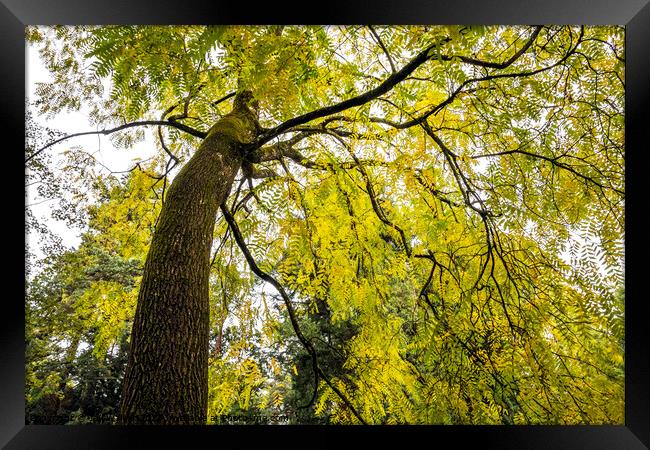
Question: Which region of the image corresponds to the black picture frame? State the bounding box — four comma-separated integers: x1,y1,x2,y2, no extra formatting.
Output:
4,0,649,448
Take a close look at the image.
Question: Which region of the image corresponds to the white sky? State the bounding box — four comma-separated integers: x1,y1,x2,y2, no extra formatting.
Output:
26,42,156,263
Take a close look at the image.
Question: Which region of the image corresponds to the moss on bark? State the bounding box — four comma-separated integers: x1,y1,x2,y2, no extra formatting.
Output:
118,92,259,425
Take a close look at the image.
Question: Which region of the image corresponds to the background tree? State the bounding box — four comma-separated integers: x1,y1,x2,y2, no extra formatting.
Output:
26,25,624,425
26,169,153,423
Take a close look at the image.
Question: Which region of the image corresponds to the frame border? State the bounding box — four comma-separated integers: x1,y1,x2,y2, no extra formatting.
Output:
4,0,648,448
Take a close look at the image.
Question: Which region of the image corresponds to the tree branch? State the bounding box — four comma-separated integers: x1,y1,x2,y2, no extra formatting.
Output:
220,203,367,424
211,91,236,109
471,148,624,196
362,26,574,132
252,36,453,147
249,131,318,163
451,26,542,69
27,120,206,164
248,166,280,179
251,130,392,172
253,26,543,148
368,25,396,74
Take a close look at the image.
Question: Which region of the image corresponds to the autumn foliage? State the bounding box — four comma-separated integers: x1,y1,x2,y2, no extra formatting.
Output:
26,25,624,424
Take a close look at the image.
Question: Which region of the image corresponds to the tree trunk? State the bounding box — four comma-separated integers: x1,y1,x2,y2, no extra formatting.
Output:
118,92,259,425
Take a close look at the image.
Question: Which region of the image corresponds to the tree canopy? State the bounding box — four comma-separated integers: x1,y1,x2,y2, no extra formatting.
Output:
26,25,624,425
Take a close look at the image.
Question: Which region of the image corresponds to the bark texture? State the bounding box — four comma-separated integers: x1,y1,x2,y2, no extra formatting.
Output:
118,92,259,424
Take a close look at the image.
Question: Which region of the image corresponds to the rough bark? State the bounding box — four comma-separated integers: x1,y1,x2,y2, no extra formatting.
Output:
118,92,259,425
